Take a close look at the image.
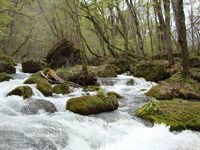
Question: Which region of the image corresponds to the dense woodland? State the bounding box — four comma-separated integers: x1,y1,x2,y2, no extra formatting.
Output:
1,0,200,144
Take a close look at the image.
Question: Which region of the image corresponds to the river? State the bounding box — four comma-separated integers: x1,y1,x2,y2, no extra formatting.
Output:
0,65,200,150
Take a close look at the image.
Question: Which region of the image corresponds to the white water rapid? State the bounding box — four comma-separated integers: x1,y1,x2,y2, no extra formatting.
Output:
0,64,200,150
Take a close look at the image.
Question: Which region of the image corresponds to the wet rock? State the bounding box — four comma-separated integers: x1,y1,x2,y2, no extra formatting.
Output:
22,60,45,73
66,95,119,115
133,61,170,82
136,98,200,131
95,64,121,77
7,86,33,99
86,86,100,92
126,79,135,86
46,39,81,69
107,91,123,98
36,80,53,96
0,73,13,82
22,99,57,114
53,83,70,95
56,65,97,86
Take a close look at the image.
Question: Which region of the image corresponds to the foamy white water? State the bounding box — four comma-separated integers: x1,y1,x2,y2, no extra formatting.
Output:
0,65,200,150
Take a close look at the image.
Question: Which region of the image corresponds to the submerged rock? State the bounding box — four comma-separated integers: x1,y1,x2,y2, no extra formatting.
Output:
53,83,70,94
36,80,53,96
133,60,170,82
22,60,45,73
126,79,135,86
22,99,57,114
136,98,200,131
7,86,33,99
0,73,13,82
66,95,119,115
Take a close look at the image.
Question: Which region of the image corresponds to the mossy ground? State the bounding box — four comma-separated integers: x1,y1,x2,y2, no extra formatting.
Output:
136,98,200,131
7,86,33,99
146,73,200,100
66,95,119,115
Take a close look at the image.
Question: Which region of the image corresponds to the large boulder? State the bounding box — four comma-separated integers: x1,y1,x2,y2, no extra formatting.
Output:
21,99,57,115
133,60,170,82
94,64,121,77
56,65,97,86
66,95,119,115
46,39,81,69
146,74,200,100
136,98,200,131
0,73,13,82
53,83,70,95
36,80,53,96
7,86,33,99
0,55,16,74
22,60,45,73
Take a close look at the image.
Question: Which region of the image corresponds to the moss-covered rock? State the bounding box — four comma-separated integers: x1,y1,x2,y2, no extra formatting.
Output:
56,65,97,86
36,80,53,96
53,83,70,94
22,60,45,73
136,98,200,131
66,95,119,115
86,85,100,92
107,91,123,98
0,73,13,82
146,74,200,100
23,71,47,84
133,60,170,82
7,86,33,99
0,55,16,74
95,64,121,77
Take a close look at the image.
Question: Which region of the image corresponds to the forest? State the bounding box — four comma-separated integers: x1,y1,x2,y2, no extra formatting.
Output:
0,0,200,149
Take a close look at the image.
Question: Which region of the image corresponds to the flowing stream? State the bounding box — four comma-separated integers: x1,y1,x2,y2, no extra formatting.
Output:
0,65,200,150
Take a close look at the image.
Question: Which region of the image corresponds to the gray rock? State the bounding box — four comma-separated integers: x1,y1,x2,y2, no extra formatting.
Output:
22,99,57,115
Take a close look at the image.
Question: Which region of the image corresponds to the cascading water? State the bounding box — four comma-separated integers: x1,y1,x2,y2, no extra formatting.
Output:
0,64,200,150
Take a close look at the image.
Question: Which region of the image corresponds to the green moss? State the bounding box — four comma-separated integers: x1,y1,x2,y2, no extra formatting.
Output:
7,86,33,99
86,86,100,92
107,91,123,98
0,55,15,66
136,98,200,131
0,73,12,82
66,95,119,115
23,71,47,84
53,83,70,94
36,80,52,96
133,62,170,82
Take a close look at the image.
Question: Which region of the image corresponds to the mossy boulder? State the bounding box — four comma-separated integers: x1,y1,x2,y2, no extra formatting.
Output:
36,81,53,96
107,91,123,98
22,60,45,73
86,86,100,92
0,73,13,82
7,86,33,99
53,83,70,94
136,98,200,131
146,74,200,100
0,55,16,74
133,60,170,82
56,65,97,86
66,95,119,115
23,71,47,84
95,64,121,77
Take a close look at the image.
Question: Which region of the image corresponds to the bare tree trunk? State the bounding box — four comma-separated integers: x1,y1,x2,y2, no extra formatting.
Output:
172,0,190,76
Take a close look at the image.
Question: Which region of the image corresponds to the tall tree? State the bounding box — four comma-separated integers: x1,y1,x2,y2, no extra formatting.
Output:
172,0,190,76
